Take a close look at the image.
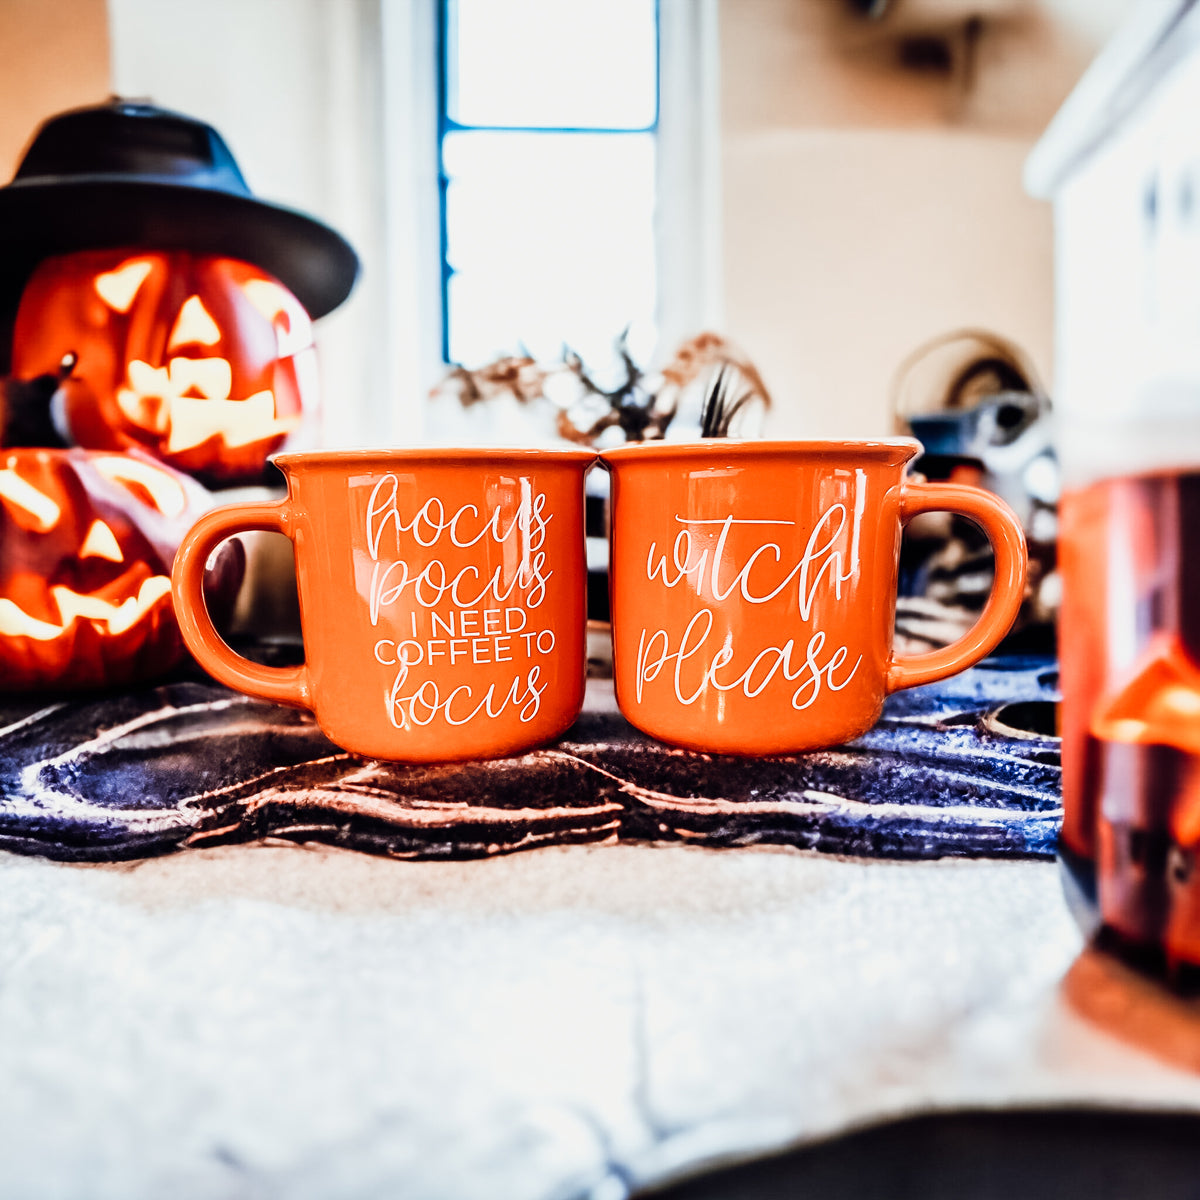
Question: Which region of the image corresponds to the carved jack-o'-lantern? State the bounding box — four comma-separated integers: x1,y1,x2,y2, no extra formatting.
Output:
0,447,241,690
11,249,319,485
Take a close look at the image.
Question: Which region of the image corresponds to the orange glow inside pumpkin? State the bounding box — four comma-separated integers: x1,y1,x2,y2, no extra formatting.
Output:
0,576,174,641
0,450,183,654
12,250,319,483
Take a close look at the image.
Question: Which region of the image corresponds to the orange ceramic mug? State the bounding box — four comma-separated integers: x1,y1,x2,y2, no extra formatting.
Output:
172,448,595,762
601,439,1028,755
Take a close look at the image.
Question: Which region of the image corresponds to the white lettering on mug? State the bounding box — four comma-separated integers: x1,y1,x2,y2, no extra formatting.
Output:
359,475,560,731
385,663,546,730
635,490,867,712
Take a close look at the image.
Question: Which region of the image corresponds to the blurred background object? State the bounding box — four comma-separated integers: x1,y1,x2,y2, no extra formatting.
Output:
0,445,243,690
0,100,358,483
891,327,1058,656
0,97,360,686
1027,0,1200,990
429,329,770,447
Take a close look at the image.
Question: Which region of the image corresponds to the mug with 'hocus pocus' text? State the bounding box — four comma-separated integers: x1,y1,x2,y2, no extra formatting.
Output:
172,447,594,762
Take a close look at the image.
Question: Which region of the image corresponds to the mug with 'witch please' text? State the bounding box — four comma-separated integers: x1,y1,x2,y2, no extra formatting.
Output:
601,439,1028,755
172,448,594,762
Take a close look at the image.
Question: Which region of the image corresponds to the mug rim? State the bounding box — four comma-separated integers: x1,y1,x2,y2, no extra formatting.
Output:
599,437,922,465
271,446,599,470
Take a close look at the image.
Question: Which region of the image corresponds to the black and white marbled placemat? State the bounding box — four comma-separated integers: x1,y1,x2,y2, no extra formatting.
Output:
0,656,1060,863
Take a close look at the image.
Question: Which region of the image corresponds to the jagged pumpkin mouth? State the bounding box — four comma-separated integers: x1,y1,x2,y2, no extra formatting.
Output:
116,357,299,453
0,568,174,641
0,453,182,643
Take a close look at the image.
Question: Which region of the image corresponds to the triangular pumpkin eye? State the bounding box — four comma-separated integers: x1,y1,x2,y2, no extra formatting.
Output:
80,519,124,562
93,258,154,313
168,296,222,350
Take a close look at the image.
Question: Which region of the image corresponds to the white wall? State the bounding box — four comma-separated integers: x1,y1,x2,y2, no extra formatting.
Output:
717,0,1136,439
0,0,111,180
722,127,1051,438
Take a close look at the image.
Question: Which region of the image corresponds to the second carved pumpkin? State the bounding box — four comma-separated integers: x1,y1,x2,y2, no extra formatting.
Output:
0,446,243,690
11,249,319,485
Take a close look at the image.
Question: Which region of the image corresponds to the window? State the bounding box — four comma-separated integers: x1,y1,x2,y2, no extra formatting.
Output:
438,0,660,371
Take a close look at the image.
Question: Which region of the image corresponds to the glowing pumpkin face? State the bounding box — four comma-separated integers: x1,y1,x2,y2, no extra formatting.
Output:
11,249,319,485
0,447,240,690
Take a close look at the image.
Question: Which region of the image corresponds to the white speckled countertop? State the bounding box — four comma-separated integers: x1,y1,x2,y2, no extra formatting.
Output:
2,844,1199,1199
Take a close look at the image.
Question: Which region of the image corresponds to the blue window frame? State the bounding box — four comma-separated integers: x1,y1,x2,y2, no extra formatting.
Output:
437,0,660,369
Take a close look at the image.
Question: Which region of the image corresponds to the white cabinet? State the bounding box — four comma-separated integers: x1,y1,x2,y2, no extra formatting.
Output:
1027,1,1200,485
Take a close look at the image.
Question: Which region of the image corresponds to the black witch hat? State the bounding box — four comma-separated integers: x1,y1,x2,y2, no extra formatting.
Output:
0,99,360,334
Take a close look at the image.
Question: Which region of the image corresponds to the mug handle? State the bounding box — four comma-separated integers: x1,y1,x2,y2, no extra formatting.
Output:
886,481,1028,694
171,501,311,709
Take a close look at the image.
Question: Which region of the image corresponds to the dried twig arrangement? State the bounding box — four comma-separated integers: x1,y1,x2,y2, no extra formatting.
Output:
430,355,550,409
431,330,771,446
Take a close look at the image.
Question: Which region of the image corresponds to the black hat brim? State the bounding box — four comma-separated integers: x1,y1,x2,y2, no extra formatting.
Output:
0,178,360,321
